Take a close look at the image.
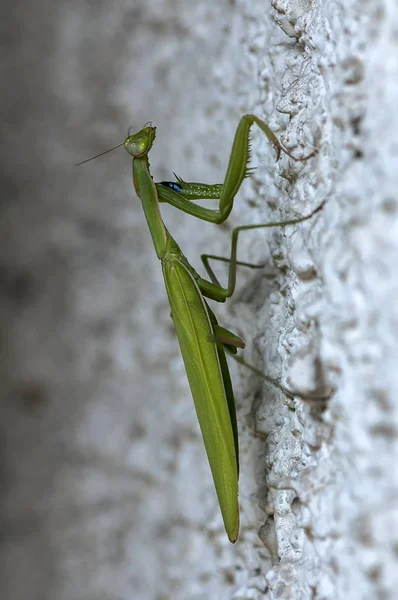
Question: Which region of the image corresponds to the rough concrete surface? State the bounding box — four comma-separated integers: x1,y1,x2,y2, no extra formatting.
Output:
1,1,397,599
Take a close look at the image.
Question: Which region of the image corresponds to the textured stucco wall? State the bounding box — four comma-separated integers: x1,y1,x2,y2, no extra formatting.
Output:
1,1,397,599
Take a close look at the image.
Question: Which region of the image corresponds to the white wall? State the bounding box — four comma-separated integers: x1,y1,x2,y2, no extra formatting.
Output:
1,1,397,599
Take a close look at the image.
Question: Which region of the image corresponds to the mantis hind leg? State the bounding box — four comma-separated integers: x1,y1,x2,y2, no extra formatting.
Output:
212,325,245,354
227,351,290,394
213,325,290,394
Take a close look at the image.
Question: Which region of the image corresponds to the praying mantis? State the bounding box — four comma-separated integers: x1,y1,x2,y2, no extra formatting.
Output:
78,114,323,543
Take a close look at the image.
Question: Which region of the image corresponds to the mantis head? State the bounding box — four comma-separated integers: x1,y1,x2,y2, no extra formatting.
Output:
75,123,157,167
124,125,157,158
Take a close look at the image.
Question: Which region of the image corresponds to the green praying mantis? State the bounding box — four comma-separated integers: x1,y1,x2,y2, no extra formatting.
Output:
77,114,324,543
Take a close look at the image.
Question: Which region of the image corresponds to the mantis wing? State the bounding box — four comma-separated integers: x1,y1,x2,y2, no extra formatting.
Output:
162,254,239,542
205,303,239,473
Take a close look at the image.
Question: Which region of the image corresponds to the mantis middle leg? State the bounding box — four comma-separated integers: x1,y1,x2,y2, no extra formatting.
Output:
196,200,325,302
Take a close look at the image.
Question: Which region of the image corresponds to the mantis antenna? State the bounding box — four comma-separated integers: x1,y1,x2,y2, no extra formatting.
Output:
75,141,125,166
